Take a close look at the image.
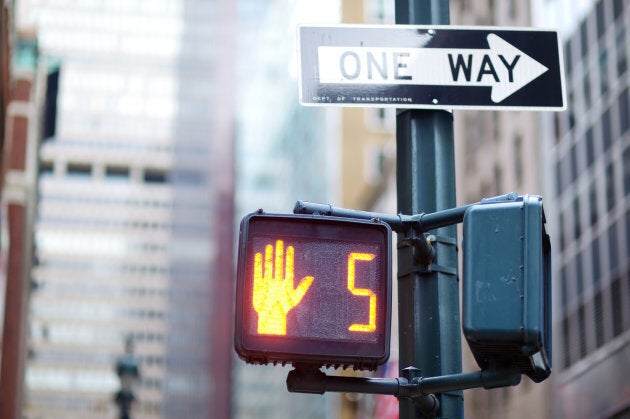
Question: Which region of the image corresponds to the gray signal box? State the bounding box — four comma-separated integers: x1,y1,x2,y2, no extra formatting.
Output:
462,195,551,382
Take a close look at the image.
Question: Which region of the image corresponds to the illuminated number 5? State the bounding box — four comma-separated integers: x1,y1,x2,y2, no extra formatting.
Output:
347,252,377,332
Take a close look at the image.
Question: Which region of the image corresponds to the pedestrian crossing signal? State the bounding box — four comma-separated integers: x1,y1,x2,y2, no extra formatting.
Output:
234,213,392,371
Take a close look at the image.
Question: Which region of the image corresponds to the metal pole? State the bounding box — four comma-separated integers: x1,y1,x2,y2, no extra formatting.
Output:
395,0,463,418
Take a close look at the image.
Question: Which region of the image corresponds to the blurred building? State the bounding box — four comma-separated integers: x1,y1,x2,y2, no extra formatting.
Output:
338,0,397,213
449,0,552,417
232,0,341,418
335,1,398,418
337,0,555,418
1,2,10,162
9,0,236,418
0,4,45,418
230,0,630,418
533,0,630,417
341,0,554,417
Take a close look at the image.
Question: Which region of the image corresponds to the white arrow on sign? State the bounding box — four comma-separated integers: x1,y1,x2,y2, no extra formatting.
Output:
317,34,549,103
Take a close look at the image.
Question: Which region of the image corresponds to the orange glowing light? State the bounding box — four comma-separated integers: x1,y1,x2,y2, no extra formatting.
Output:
347,252,377,332
252,240,314,335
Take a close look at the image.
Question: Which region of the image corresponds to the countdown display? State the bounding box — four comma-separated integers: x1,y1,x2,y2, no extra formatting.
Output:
234,213,392,370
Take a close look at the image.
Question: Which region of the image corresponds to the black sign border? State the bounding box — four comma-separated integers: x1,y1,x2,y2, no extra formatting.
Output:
298,24,566,110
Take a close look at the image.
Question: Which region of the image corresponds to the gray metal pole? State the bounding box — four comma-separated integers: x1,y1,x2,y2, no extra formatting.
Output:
395,0,463,418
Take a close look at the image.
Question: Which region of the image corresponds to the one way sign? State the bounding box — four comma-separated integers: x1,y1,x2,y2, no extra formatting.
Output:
298,25,566,111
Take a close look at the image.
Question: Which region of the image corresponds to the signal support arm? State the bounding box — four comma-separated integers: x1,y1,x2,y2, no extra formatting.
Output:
294,192,519,273
293,192,518,234
286,364,521,415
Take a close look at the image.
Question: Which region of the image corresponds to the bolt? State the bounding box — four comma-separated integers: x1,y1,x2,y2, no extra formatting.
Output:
401,366,422,381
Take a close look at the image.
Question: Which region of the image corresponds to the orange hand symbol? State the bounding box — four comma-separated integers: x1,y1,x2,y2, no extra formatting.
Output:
252,240,314,335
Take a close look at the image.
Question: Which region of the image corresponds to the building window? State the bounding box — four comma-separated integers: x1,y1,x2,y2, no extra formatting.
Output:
613,0,624,20
574,198,582,240
173,169,205,185
602,108,613,152
105,165,130,181
599,50,609,97
578,305,588,359
611,276,623,337
493,164,503,195
563,152,572,188
562,316,571,369
606,163,616,211
364,108,394,131
40,161,54,177
585,127,595,168
576,255,584,297
487,0,495,24
619,88,629,135
594,289,604,348
66,163,92,179
592,236,601,285
596,0,605,39
616,28,627,76
608,223,619,273
559,211,566,249
564,39,573,76
554,112,562,141
561,265,568,308
513,135,523,186
589,181,599,226
583,69,592,110
43,68,60,140
555,161,563,196
580,19,589,58
144,168,168,184
568,91,576,129
570,143,579,180
624,147,630,196
508,0,517,21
